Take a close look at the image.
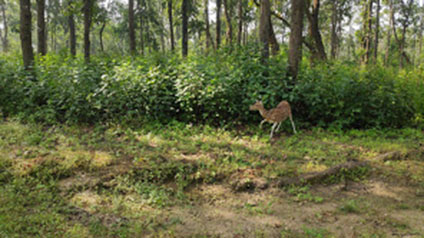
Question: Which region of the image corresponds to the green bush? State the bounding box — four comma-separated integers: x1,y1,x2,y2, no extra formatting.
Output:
0,48,422,129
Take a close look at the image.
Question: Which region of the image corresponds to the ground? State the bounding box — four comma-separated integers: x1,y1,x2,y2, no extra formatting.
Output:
0,119,423,238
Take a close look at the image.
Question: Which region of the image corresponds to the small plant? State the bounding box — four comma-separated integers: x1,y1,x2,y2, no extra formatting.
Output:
302,226,331,238
287,185,324,204
339,199,361,214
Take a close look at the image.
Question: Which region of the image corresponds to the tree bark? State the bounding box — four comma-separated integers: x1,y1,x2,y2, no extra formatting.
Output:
168,0,175,51
129,0,136,54
216,0,221,49
83,0,93,62
36,0,47,56
182,0,188,57
19,0,34,70
374,0,380,61
288,0,305,80
68,0,76,57
223,0,232,45
306,0,327,62
0,1,9,52
237,0,242,45
259,0,270,61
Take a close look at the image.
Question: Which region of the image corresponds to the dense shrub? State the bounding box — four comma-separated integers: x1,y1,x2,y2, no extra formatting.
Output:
0,48,423,128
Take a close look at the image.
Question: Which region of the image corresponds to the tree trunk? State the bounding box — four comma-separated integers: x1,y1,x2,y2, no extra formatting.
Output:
306,0,327,62
83,0,93,62
68,0,76,57
223,0,232,45
269,17,279,55
19,0,34,70
168,0,175,51
390,0,411,68
129,0,136,54
374,0,380,61
385,0,393,65
204,0,214,50
288,0,305,80
419,21,423,65
99,21,106,52
36,0,47,56
0,2,9,52
400,25,407,68
330,0,338,59
243,21,247,44
182,0,188,57
216,0,221,49
237,0,242,45
362,0,373,65
138,0,144,55
259,0,270,61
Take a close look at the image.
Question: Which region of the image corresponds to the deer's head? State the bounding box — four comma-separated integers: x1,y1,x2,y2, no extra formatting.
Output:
249,101,263,111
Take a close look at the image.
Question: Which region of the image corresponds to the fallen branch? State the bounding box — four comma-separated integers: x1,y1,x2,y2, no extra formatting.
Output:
277,160,369,187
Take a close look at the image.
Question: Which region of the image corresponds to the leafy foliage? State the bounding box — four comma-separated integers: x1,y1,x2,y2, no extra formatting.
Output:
1,49,423,128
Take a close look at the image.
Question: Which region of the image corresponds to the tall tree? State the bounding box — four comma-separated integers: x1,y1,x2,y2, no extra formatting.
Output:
237,0,242,45
36,0,47,55
19,0,34,70
83,0,93,62
68,0,76,56
374,0,380,61
288,0,305,79
259,0,270,61
361,0,373,65
0,0,9,52
129,0,136,54
182,0,188,57
306,0,327,62
385,0,393,65
168,0,175,51
223,0,232,44
138,0,144,55
391,0,414,67
97,7,107,52
216,0,221,49
330,0,338,59
205,0,214,49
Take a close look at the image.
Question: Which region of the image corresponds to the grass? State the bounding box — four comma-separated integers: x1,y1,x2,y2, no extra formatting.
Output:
0,118,424,237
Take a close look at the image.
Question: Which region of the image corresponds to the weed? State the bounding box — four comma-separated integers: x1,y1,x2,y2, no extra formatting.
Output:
339,199,361,214
287,185,324,203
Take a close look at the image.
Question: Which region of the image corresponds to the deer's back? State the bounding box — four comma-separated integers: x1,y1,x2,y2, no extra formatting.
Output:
265,104,291,122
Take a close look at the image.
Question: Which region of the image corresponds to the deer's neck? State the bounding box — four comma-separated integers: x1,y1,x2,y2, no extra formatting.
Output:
257,106,268,118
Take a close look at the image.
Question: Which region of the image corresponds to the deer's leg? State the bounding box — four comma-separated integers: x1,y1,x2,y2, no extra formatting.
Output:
276,122,282,132
289,115,297,134
270,123,277,138
259,119,266,129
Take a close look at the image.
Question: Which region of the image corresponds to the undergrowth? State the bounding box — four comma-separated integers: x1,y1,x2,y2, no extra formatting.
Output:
1,47,423,129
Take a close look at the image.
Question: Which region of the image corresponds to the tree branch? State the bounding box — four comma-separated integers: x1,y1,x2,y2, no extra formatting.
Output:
252,0,312,50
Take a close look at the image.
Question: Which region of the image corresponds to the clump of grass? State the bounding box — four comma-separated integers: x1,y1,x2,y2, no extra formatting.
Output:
339,199,361,214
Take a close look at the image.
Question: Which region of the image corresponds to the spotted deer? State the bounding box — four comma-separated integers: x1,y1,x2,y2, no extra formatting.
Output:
249,100,297,138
